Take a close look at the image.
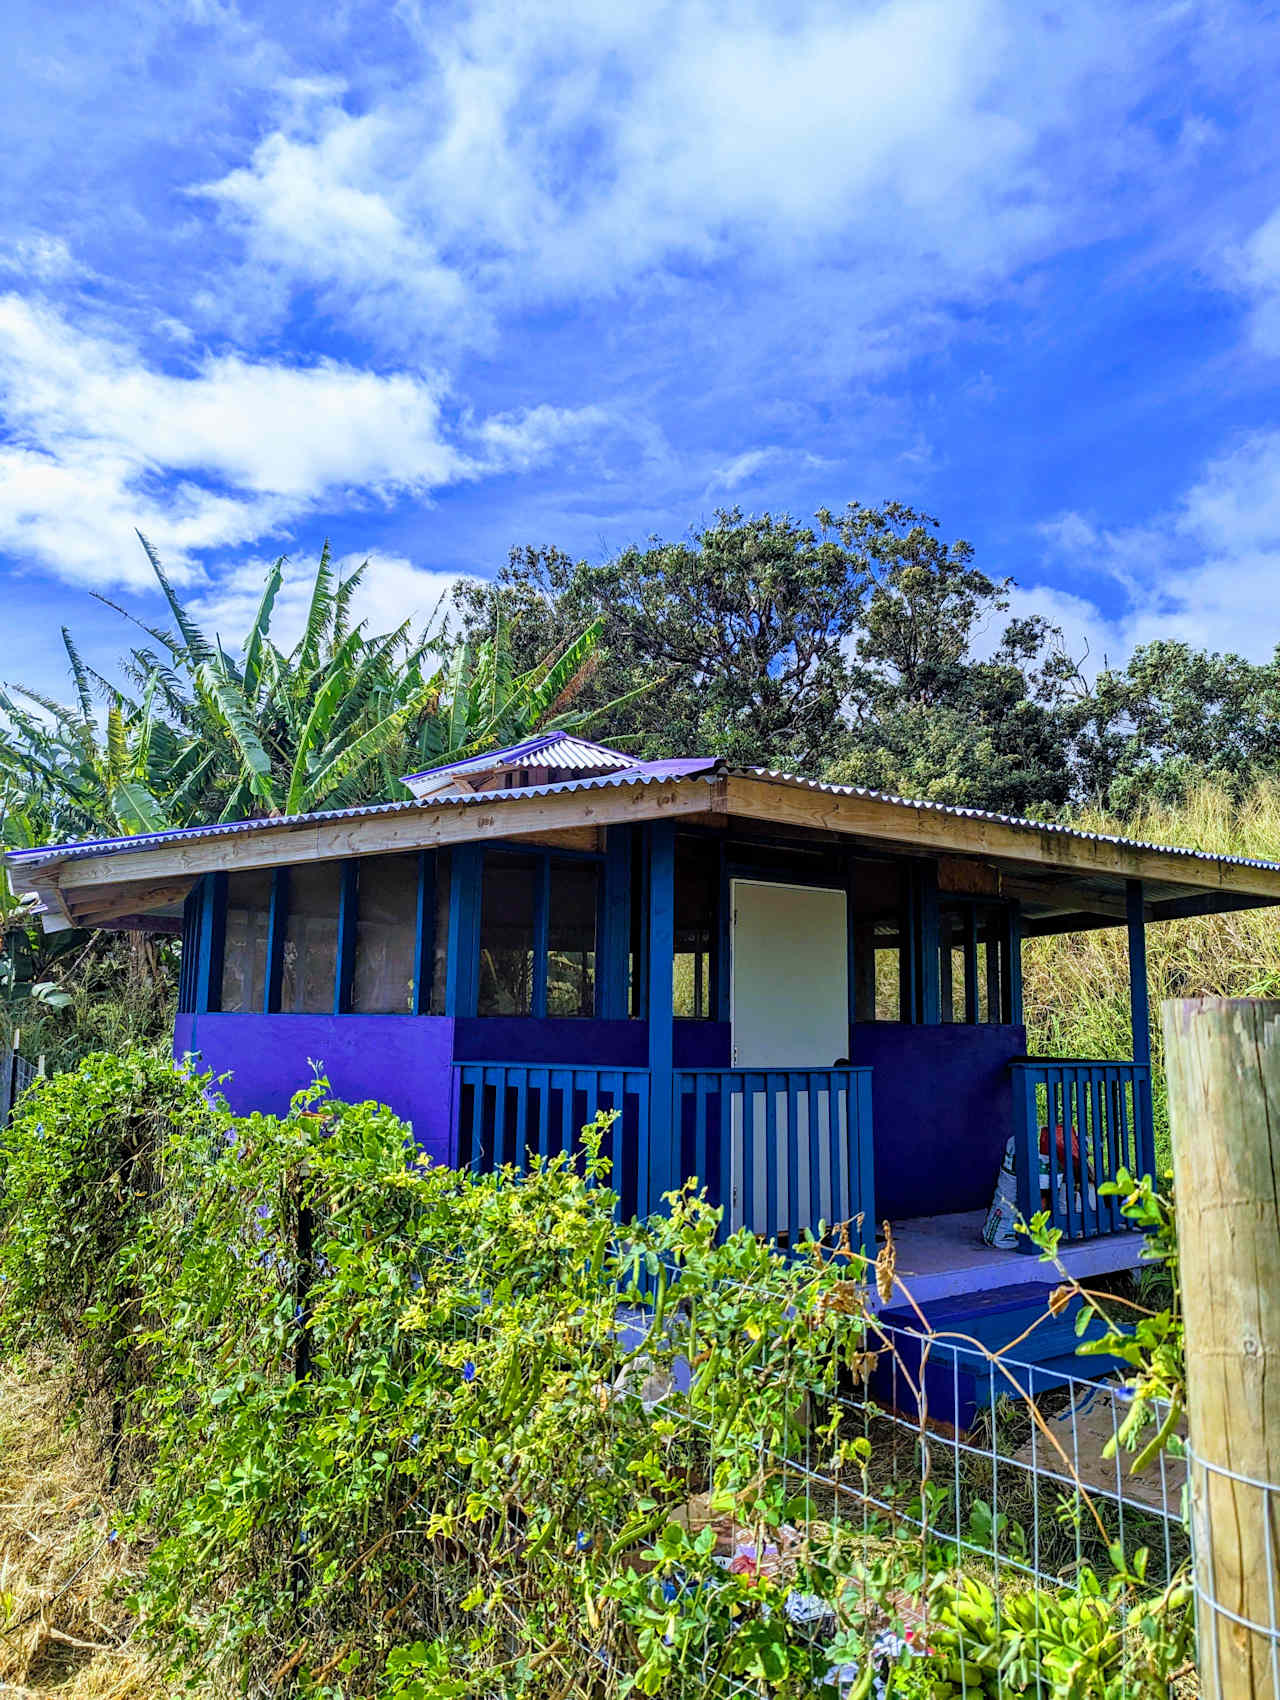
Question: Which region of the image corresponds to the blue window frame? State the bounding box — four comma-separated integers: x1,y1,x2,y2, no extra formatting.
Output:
475,845,604,1018
201,853,441,1015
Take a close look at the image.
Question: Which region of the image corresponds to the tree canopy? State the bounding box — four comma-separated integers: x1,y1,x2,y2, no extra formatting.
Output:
456,502,1280,816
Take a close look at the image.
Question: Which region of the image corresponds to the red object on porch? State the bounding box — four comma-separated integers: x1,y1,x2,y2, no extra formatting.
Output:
1039,1122,1081,1165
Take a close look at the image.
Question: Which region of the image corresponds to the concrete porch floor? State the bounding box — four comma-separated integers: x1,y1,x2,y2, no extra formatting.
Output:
878,1208,1146,1309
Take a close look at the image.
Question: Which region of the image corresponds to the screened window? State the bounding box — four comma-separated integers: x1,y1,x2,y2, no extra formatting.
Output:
280,863,342,1014
352,853,419,1014
478,851,600,1017
478,856,537,1015
547,861,598,1016
220,869,272,1013
673,834,717,1019
429,851,450,1016
939,899,1006,1025
852,859,906,1022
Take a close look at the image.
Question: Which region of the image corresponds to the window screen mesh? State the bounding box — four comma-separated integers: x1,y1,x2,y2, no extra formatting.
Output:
352,854,418,1014
547,861,598,1016
280,863,342,1014
852,859,904,1023
478,856,536,1015
220,869,272,1013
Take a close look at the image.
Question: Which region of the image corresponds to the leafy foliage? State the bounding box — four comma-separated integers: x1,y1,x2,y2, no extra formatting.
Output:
0,1053,1196,1699
0,536,619,852
456,503,1280,815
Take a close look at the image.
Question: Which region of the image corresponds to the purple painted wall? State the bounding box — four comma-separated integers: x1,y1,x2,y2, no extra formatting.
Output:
173,1012,457,1162
453,1017,646,1066
451,1017,730,1067
849,1023,1026,1220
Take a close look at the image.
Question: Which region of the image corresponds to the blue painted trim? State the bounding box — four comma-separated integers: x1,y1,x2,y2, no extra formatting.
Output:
265,866,289,1014
532,854,550,1018
646,820,676,1213
334,861,358,1015
1126,879,1156,1176
1126,879,1150,1069
844,850,858,1044
918,862,941,1025
1006,903,1024,1027
412,850,434,1016
446,843,482,1017
716,840,731,1024
195,872,225,1014
600,828,631,1020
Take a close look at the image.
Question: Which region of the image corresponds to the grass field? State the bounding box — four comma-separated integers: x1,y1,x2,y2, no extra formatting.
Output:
1022,779,1280,1171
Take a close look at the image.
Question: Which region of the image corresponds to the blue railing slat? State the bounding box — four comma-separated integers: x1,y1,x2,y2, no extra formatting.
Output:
763,1074,779,1240
452,1060,874,1250
1009,1056,1153,1246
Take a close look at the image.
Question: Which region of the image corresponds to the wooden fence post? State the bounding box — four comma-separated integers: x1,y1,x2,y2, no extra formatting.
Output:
1162,997,1280,1700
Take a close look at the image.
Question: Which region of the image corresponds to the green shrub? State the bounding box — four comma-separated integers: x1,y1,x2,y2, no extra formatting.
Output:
0,1046,221,1398
0,1051,1196,1698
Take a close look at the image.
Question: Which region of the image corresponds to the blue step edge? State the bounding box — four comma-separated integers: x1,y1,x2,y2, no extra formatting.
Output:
870,1284,1127,1432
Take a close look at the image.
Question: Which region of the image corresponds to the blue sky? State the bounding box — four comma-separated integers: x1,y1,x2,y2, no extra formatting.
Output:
5,0,1280,702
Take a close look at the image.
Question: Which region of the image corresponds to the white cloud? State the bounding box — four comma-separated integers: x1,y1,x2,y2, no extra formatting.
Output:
195,0,1174,360
704,445,831,495
1024,431,1280,668
1229,204,1280,356
0,295,599,590
470,403,610,472
0,234,82,282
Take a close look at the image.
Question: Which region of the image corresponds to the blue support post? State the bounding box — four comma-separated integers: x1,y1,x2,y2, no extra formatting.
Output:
334,861,358,1014
599,828,631,1020
194,872,225,1014
445,843,482,1017
917,862,941,1025
1010,1065,1041,1252
844,851,857,1048
412,850,435,1015
1126,878,1156,1176
265,867,289,1012
1006,902,1024,1028
646,821,676,1216
532,853,550,1018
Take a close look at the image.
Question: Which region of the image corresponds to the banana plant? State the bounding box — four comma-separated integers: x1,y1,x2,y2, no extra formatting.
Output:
0,536,636,845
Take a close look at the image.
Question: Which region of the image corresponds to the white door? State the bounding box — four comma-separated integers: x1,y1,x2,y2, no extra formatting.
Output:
730,879,849,1067
728,880,851,1235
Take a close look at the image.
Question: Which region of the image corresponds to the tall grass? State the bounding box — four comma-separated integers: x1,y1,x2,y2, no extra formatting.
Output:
1023,778,1280,1170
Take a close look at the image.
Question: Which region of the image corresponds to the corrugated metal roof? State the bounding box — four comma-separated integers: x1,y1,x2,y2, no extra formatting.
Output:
401,733,635,792
728,767,1280,872
6,758,1280,878
2,760,722,869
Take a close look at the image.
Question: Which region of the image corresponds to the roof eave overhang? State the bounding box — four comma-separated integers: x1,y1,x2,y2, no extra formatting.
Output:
18,772,731,931
12,767,1280,934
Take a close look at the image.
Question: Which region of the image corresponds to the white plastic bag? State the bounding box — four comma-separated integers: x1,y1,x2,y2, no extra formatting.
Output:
982,1137,1020,1248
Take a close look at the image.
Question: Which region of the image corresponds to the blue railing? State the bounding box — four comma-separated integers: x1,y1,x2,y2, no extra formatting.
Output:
452,1064,652,1220
673,1067,875,1249
453,1061,876,1246
1009,1059,1154,1245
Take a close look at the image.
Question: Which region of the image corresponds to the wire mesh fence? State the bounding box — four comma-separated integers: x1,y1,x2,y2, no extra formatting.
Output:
273,1196,1196,1698
53,1079,1205,1699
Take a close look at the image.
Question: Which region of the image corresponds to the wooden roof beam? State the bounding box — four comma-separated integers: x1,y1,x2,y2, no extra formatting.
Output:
51,777,728,895
722,776,1280,904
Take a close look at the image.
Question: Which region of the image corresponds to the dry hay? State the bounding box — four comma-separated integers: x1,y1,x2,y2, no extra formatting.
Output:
0,1355,171,1700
